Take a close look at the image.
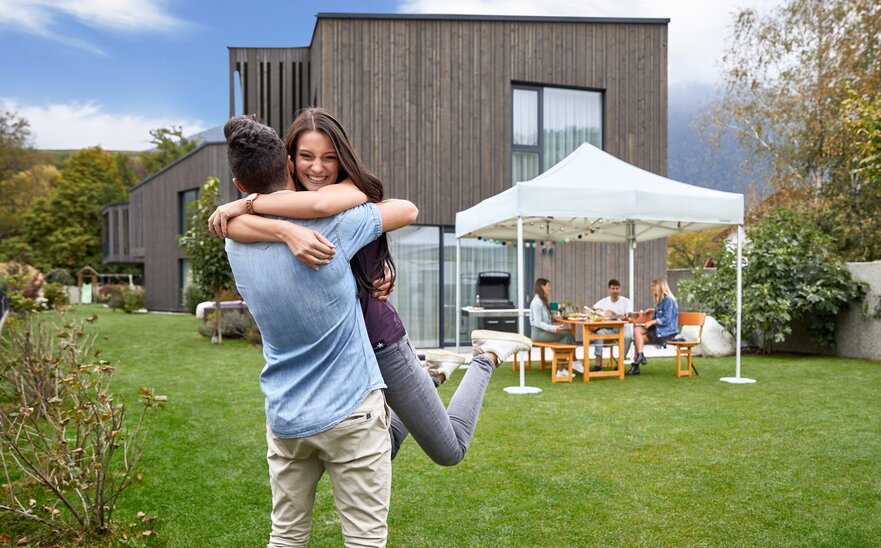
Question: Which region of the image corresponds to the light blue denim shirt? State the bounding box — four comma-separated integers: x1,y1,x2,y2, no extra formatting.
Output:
653,295,679,338
529,295,556,332
226,202,385,438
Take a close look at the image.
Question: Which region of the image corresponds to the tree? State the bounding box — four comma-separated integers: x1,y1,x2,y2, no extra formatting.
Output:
0,165,59,239
681,209,865,353
178,177,234,344
814,90,881,260
141,126,198,176
0,111,39,182
715,0,881,259
667,228,725,269
22,147,128,272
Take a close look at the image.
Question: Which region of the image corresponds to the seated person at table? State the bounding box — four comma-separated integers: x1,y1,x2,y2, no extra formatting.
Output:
629,278,679,375
529,278,583,376
590,278,634,371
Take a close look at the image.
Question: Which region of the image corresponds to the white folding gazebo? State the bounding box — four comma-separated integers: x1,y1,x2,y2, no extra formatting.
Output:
454,143,754,393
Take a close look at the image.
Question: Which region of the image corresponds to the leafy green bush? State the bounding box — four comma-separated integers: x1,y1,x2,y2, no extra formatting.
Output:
95,283,125,304
0,315,166,537
0,263,43,313
183,283,212,315
44,268,75,286
42,281,69,308
681,208,866,352
108,287,146,313
197,309,255,340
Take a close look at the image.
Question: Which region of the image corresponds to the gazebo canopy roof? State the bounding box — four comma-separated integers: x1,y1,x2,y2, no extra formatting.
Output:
455,143,744,242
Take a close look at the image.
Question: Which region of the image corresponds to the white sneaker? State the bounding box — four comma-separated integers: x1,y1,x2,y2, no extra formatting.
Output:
424,349,469,383
556,368,569,377
470,330,532,366
571,361,584,374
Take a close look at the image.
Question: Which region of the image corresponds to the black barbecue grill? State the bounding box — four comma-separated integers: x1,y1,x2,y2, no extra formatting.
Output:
476,271,519,333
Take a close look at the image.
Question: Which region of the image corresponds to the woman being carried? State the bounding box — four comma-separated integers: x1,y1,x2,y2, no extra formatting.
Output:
210,108,530,464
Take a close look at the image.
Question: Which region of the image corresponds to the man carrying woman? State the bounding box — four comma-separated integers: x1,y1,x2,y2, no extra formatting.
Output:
216,111,530,546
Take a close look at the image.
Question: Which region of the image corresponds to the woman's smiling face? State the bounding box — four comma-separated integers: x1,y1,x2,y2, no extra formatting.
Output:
294,130,340,191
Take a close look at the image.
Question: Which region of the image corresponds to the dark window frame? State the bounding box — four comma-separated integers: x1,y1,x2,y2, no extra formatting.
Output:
511,85,543,183
511,82,606,183
178,188,200,235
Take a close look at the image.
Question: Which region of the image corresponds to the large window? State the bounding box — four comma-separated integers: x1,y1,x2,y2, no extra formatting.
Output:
387,225,526,348
512,85,603,184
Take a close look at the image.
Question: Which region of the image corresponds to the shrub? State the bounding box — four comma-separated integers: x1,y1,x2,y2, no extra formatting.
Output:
0,263,44,313
197,309,256,339
183,283,212,315
681,208,866,352
45,268,75,286
42,282,70,309
94,283,125,304
108,287,146,313
245,321,262,346
0,315,166,537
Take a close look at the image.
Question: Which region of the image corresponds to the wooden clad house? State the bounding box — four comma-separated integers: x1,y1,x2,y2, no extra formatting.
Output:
104,13,669,348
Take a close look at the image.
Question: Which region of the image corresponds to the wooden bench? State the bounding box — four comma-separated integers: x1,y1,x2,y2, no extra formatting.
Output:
667,312,706,378
513,341,578,383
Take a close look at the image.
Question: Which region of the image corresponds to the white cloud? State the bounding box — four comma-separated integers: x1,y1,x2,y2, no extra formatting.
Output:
398,0,781,85
0,0,188,54
1,98,206,151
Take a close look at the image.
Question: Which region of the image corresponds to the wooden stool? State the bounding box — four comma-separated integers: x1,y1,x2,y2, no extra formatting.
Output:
513,342,577,383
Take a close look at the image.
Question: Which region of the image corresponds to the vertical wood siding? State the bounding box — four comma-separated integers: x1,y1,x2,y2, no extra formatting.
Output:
229,48,313,138
130,144,233,311
225,18,668,309
310,17,668,308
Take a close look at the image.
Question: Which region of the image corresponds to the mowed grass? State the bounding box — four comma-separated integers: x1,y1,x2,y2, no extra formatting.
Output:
6,305,879,546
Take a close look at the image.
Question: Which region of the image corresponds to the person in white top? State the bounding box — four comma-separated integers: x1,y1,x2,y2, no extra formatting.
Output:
590,279,634,371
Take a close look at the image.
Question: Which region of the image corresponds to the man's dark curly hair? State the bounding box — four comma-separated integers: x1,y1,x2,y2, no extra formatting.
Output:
223,115,288,193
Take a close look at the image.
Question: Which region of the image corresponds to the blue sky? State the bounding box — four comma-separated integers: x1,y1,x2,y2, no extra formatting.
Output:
0,0,778,150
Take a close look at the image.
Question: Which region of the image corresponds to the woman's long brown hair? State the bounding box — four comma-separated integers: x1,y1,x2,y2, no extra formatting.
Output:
284,108,395,294
533,278,551,312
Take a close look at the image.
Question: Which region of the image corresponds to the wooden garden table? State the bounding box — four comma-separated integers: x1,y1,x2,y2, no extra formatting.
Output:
558,318,627,381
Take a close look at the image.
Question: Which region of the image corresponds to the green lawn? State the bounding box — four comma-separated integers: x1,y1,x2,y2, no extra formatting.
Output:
4,306,880,546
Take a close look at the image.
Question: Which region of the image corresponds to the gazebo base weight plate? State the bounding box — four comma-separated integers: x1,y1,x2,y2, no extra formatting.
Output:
504,386,542,394
720,377,757,384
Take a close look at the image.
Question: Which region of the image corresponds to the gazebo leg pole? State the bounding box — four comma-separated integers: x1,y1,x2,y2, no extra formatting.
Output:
628,221,635,303
722,224,755,384
456,238,461,354
505,216,541,395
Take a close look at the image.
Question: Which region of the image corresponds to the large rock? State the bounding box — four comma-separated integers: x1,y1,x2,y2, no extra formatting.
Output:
680,315,736,357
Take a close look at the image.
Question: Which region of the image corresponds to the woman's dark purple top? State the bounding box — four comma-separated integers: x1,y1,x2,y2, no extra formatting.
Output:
355,240,406,351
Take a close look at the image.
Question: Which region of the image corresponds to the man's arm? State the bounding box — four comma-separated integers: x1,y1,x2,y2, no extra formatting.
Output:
225,215,336,271
209,180,367,237
376,199,418,232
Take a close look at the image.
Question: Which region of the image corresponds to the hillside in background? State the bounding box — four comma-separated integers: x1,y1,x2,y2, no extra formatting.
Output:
667,81,767,199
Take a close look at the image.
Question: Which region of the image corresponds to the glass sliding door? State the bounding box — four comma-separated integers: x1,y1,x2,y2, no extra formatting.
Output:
442,232,524,345
387,226,441,348
386,225,533,348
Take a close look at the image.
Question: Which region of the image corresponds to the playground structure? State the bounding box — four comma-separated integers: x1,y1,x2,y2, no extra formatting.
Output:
75,266,137,304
